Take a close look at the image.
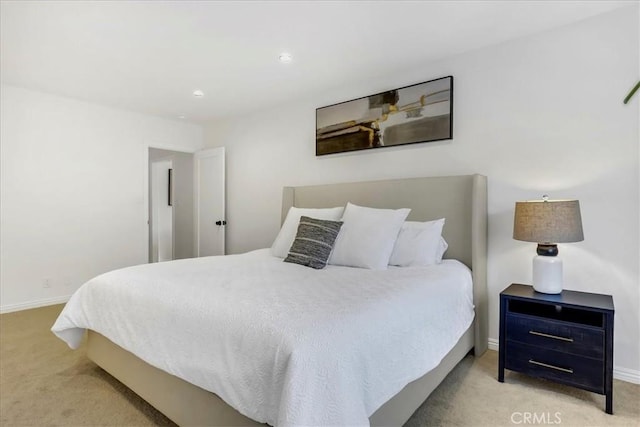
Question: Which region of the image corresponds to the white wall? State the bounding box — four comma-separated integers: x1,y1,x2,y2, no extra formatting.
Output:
0,85,204,312
205,7,640,378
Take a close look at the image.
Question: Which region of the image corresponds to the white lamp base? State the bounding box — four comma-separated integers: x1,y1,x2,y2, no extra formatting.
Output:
532,255,563,294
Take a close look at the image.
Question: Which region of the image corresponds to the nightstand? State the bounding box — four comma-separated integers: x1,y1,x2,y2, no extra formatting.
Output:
498,283,614,414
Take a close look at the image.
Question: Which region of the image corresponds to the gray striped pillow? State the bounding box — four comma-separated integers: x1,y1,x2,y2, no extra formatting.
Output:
284,216,343,269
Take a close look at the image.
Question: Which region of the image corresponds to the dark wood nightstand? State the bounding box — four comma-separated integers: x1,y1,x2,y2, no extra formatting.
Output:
498,283,615,414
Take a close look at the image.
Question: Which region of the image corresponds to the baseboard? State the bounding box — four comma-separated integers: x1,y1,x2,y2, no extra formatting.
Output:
0,295,71,314
613,366,640,384
487,338,640,385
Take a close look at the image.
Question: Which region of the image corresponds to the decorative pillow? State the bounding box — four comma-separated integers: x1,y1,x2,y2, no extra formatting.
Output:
389,219,446,267
329,203,410,270
284,216,343,269
271,206,344,258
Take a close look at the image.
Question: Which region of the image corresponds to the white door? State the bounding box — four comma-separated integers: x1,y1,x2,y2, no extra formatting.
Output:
151,159,173,262
195,147,225,256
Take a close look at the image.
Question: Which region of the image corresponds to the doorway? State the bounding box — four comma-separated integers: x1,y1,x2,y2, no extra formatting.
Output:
150,158,173,262
148,146,226,262
148,148,195,262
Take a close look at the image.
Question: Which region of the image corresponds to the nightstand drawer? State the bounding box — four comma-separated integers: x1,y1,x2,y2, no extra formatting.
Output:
505,341,604,393
506,313,604,359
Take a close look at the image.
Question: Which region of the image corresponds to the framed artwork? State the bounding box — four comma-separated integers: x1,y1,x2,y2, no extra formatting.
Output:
316,76,453,156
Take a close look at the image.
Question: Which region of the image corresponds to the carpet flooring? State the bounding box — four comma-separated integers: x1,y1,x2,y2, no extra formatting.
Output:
1,304,638,426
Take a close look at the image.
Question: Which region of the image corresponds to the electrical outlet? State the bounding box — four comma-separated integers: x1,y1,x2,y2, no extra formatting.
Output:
43,278,51,288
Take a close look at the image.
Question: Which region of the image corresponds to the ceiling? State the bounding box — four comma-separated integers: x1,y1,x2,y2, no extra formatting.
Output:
1,1,632,123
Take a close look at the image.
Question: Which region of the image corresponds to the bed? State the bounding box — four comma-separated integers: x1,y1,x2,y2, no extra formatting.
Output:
52,174,488,426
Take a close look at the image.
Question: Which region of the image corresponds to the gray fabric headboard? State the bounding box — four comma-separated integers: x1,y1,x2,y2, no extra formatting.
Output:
281,174,488,355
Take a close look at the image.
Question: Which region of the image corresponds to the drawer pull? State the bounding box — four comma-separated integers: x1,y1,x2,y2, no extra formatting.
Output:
529,359,574,374
529,330,573,342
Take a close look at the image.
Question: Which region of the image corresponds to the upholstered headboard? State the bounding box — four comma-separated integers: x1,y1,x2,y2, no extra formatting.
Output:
281,174,488,355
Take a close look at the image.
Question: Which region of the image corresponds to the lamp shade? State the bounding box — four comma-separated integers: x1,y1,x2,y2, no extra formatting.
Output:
513,199,584,244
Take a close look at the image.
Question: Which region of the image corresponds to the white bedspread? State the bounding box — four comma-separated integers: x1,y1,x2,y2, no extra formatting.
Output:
52,249,474,427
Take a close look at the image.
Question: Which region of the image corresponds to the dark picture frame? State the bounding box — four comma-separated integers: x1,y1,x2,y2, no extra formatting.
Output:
316,76,453,156
168,168,173,206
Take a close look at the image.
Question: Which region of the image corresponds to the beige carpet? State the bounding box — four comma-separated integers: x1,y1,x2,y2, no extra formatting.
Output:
1,304,638,426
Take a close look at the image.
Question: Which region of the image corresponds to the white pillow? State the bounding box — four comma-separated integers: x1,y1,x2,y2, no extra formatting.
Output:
389,219,446,267
329,203,410,270
271,206,345,258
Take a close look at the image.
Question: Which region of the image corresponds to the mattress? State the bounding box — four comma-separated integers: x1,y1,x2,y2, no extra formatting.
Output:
52,249,474,427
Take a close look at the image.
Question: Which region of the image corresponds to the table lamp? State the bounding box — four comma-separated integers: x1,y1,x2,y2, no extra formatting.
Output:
513,196,584,294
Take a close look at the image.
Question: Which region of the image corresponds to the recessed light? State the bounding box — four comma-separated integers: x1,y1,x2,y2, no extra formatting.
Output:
278,53,292,63
192,89,204,98
178,115,186,119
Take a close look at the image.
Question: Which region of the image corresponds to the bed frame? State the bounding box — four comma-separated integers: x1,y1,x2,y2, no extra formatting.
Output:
86,174,488,426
